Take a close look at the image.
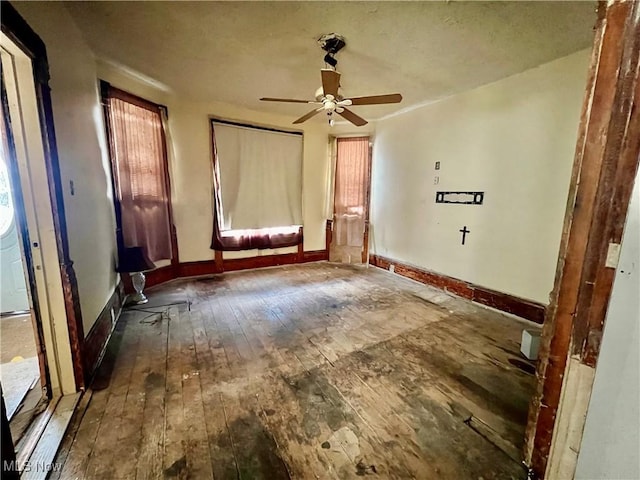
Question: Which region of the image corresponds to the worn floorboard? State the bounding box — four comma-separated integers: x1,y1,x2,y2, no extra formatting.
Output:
54,263,538,479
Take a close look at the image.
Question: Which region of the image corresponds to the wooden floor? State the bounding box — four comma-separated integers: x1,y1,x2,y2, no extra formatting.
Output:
54,263,537,479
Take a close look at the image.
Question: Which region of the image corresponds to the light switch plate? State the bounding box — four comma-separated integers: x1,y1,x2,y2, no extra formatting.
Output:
605,242,621,268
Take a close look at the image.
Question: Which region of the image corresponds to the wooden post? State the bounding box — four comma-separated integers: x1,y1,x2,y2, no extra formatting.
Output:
214,249,223,273
361,221,370,264
525,1,640,478
325,219,333,260
297,226,304,262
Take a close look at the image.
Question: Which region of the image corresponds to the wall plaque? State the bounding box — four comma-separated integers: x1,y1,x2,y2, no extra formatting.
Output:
435,191,484,205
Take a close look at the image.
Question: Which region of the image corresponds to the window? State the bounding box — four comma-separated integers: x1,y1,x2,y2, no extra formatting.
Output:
101,83,174,263
333,137,370,247
210,120,303,251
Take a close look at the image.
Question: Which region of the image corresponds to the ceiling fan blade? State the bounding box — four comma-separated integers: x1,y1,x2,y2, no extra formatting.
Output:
293,108,323,124
348,93,403,105
260,97,315,103
321,69,341,97
338,108,368,127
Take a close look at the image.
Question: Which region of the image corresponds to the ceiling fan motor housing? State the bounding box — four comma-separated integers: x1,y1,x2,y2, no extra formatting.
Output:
318,33,346,54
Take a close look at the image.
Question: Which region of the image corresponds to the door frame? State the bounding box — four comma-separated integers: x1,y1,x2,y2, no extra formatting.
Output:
362,139,373,263
1,2,85,391
524,1,640,477
1,75,52,396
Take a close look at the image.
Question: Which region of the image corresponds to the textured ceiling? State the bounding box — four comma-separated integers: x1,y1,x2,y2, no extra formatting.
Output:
64,1,597,122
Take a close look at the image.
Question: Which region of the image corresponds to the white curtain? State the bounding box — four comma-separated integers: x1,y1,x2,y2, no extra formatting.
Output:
212,122,303,231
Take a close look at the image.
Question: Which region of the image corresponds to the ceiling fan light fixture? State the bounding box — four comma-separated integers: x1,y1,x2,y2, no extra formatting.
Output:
324,100,336,111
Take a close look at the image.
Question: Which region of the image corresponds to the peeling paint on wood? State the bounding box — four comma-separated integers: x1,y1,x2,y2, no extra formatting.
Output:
525,1,640,477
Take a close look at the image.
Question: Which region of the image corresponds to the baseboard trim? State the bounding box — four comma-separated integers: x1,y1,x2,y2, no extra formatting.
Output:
223,252,298,273
143,265,177,289
143,249,329,287
82,282,125,380
302,249,328,263
369,254,546,324
142,221,332,288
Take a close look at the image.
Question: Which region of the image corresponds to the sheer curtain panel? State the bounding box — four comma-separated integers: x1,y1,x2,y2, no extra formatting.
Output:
105,86,173,263
334,137,370,247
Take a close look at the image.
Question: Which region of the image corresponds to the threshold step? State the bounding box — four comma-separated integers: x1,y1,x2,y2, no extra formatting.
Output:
20,393,80,479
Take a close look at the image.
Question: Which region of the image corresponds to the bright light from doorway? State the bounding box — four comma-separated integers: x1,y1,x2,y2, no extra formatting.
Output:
0,156,14,237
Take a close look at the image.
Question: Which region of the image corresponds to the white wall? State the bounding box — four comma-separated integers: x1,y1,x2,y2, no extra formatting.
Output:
369,50,590,303
575,171,640,479
12,2,118,335
97,62,331,263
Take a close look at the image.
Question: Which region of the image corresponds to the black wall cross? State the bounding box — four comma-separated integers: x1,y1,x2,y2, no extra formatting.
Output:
459,226,470,245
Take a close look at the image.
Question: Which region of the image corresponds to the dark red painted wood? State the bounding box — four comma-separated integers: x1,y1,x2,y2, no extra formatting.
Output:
83,283,125,380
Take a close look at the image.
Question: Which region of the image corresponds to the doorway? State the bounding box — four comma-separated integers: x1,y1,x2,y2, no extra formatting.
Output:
329,136,372,264
0,41,50,450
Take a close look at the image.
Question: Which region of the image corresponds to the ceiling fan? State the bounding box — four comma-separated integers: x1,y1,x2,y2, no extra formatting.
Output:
260,69,402,127
259,34,402,127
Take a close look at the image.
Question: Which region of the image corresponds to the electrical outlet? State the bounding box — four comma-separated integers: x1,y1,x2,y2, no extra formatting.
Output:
389,264,395,273
434,176,439,185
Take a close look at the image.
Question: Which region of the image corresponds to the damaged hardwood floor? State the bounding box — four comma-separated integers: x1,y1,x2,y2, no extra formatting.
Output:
53,263,538,479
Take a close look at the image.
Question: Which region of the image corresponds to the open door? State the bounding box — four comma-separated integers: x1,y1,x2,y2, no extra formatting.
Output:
329,136,372,264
